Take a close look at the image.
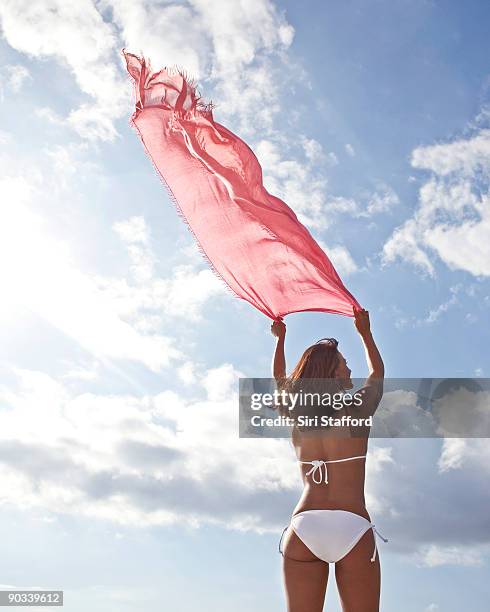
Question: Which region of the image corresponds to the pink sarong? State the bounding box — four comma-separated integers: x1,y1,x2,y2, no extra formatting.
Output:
123,50,361,319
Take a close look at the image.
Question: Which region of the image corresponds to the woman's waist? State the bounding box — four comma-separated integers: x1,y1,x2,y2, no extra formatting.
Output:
293,489,368,518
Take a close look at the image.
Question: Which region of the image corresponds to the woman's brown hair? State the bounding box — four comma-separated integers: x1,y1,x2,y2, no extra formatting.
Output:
277,338,345,422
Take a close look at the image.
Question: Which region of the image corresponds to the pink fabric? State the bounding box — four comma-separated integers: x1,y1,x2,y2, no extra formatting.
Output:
123,50,361,319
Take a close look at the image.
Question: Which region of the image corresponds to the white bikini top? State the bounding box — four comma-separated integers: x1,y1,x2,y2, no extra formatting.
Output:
299,455,367,485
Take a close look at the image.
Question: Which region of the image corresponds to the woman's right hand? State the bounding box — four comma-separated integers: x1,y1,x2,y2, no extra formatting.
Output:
271,318,286,339
353,308,371,337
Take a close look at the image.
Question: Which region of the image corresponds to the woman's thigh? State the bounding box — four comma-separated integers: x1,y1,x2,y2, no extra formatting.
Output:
334,529,381,612
282,527,329,612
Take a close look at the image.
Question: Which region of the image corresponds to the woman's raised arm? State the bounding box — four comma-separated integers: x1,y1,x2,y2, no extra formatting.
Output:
271,319,287,382
354,308,384,379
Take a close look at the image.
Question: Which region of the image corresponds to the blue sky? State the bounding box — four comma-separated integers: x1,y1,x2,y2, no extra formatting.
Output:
0,1,489,611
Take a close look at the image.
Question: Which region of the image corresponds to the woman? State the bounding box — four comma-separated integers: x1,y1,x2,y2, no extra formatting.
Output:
271,308,386,612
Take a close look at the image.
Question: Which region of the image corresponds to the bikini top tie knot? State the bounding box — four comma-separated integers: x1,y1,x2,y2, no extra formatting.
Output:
304,460,329,484
299,455,368,485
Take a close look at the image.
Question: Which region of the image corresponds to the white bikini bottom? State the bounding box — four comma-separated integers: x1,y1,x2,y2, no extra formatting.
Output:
280,509,388,563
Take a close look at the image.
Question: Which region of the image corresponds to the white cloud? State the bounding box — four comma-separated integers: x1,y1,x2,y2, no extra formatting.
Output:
105,0,211,79
301,137,327,163
190,0,295,134
382,122,490,276
418,284,461,325
113,216,155,283
423,201,490,276
317,239,359,276
327,184,399,220
0,63,31,98
362,184,399,216
345,143,355,157
113,216,149,245
382,217,436,275
0,0,114,88
0,0,126,141
95,262,226,326
438,439,468,472
177,360,198,385
418,544,485,567
423,296,457,324
326,244,359,276
191,0,294,77
42,142,99,191
201,363,240,402
383,280,487,329
324,196,358,214
438,438,490,474
0,364,298,531
0,0,296,140
411,129,490,177
254,137,395,229
255,137,331,228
